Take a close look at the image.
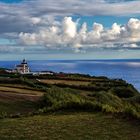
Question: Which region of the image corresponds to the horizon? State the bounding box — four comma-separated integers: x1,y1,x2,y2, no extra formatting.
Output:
1,58,140,61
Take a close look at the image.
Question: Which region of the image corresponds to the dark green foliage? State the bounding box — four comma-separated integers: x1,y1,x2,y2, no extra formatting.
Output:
123,104,140,119
19,77,49,92
110,86,137,98
126,95,140,104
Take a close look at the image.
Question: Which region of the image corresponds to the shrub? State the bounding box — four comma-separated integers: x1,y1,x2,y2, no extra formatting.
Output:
101,104,117,113
110,87,137,98
126,95,140,104
123,104,140,119
93,91,123,111
39,87,102,112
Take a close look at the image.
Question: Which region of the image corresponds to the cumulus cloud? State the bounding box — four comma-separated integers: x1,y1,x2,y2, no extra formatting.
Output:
19,17,140,52
63,17,77,38
0,0,140,53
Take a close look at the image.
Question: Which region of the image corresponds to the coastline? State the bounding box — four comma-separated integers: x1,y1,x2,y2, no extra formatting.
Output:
0,59,139,91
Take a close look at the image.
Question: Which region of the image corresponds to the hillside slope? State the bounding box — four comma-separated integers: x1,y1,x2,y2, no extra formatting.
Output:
0,72,140,139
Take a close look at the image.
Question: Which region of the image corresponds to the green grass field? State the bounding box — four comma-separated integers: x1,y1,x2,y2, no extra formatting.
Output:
0,112,140,140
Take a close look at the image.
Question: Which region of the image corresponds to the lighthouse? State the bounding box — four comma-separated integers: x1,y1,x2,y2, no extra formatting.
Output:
15,59,30,74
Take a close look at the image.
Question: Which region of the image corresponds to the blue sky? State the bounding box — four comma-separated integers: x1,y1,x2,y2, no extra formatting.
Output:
0,0,140,60
0,0,22,3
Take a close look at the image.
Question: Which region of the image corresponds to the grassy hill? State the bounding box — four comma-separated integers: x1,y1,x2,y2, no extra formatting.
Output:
0,112,140,140
0,72,140,139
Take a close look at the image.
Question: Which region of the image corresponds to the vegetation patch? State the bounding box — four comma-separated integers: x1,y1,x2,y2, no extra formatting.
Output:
110,86,138,98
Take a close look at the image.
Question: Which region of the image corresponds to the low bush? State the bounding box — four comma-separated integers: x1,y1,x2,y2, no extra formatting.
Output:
123,104,140,119
101,104,117,113
110,86,137,98
39,87,102,112
126,95,140,104
93,91,123,111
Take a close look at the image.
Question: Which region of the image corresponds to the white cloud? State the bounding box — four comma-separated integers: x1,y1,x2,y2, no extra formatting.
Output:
19,17,140,51
31,17,41,25
63,17,77,38
123,43,138,48
130,43,138,48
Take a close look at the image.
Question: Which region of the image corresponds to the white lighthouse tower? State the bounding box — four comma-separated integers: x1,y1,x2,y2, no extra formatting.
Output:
15,59,30,74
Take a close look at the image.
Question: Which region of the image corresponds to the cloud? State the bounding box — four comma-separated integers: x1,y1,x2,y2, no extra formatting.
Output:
104,0,137,3
28,0,140,16
63,17,77,38
0,0,140,37
0,45,24,53
0,0,140,53
19,17,140,52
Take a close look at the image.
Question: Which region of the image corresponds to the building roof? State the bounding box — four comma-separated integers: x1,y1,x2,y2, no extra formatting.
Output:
16,59,29,69
21,59,27,64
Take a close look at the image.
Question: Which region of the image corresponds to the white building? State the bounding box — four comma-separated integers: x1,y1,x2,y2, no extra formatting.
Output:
15,59,30,74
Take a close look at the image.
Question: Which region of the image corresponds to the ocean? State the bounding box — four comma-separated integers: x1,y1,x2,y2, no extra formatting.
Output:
0,59,140,91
